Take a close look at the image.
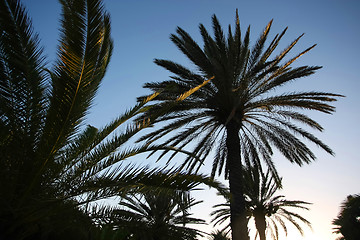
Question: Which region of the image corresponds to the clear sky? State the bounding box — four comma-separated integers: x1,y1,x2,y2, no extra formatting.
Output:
24,0,360,239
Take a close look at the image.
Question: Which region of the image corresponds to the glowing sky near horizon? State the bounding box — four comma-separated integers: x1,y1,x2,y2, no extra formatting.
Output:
24,0,360,239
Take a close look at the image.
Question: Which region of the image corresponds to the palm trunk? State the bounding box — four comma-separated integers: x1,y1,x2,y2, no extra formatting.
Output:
254,213,266,240
226,120,249,240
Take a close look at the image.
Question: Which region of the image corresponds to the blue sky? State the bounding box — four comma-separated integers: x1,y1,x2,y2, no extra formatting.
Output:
24,0,360,239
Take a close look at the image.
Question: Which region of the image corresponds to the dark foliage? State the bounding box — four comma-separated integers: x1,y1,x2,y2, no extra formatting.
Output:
137,9,341,240
333,194,360,240
211,167,311,240
0,0,224,239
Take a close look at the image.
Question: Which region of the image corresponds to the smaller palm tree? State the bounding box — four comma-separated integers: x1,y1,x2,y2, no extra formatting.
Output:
332,194,360,240
211,167,311,240
106,190,205,240
208,230,231,240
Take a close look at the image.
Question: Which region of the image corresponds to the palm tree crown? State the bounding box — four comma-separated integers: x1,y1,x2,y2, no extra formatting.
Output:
138,11,341,177
106,191,205,240
208,230,231,240
211,167,312,240
138,10,341,240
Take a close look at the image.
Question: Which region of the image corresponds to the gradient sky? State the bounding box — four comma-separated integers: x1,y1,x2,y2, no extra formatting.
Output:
24,0,360,239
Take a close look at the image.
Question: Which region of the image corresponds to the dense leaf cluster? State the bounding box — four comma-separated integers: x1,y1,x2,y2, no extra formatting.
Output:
0,0,219,239
333,194,360,240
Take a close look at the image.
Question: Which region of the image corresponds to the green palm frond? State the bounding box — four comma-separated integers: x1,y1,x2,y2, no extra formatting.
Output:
0,0,47,192
39,0,113,163
0,0,46,138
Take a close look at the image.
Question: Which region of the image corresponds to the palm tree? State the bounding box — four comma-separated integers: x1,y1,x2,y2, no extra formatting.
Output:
1,0,112,237
0,0,223,239
208,230,231,240
333,194,360,240
244,167,312,240
101,190,205,240
211,167,312,240
137,10,342,240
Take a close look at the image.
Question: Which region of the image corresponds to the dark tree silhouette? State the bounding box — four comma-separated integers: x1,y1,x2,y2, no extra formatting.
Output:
333,194,360,240
137,10,342,240
105,191,205,240
208,230,231,240
211,167,312,240
0,0,223,239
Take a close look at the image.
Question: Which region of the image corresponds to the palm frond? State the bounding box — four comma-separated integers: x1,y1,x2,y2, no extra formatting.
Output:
0,0,47,157
40,0,113,161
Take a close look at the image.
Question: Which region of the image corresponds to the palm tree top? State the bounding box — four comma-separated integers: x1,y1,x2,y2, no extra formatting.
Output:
104,190,205,240
211,167,312,240
138,9,343,179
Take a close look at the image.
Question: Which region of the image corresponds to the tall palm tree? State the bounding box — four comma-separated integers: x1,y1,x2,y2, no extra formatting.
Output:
332,194,360,240
137,10,341,240
211,167,311,240
0,0,223,239
101,190,205,240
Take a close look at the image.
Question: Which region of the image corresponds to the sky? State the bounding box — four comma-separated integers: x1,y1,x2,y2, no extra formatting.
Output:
23,0,360,239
